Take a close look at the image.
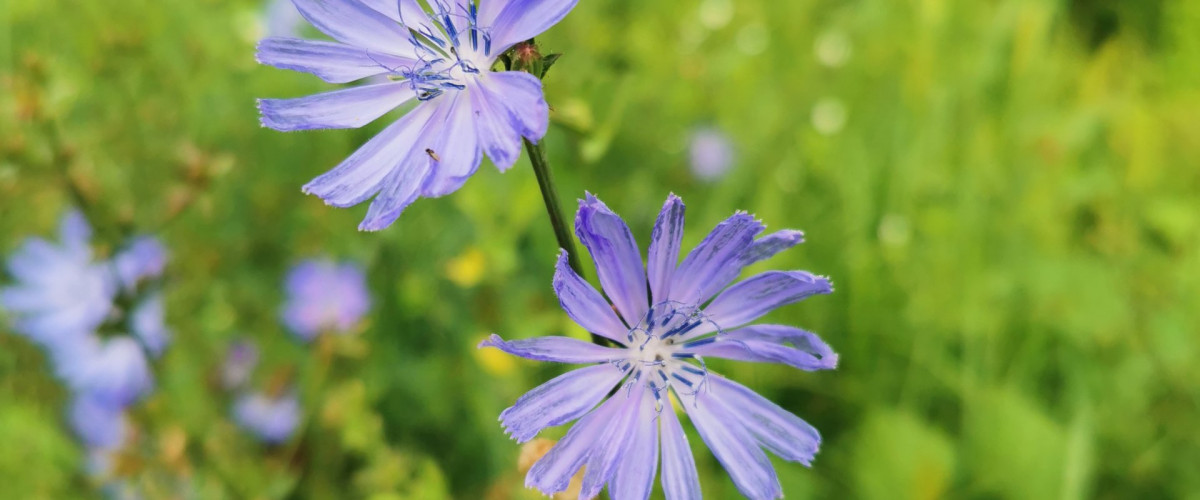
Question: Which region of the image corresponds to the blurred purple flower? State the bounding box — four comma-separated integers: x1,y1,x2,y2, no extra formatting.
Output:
264,0,306,38
256,0,579,230
482,193,837,500
71,336,154,408
0,211,116,350
69,395,128,450
281,259,370,341
233,391,300,444
112,236,167,291
688,127,735,182
221,340,260,389
129,293,170,358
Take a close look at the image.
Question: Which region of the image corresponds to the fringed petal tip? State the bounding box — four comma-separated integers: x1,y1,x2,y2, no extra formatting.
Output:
477,333,504,349
579,191,596,207
823,352,840,370
816,274,835,293
299,182,356,208
795,272,835,294
256,99,281,130
497,418,536,444
775,229,806,245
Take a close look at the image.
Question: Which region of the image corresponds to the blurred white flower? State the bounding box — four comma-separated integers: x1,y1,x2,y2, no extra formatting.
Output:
737,22,770,55
878,214,912,248
814,30,852,68
699,0,733,30
812,98,847,135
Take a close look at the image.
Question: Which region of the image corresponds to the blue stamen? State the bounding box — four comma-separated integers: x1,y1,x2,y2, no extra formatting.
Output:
662,320,701,339
670,373,694,388
444,15,458,46
683,336,717,348
469,3,479,50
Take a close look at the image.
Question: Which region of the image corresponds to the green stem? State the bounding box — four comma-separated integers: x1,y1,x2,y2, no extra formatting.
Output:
524,138,610,347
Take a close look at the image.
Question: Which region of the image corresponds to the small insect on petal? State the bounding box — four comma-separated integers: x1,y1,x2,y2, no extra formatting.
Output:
426,148,441,162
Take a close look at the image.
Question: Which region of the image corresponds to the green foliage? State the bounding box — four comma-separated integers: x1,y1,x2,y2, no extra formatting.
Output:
2,0,1199,498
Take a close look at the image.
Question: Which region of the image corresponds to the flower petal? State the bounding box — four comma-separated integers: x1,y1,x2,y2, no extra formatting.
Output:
659,403,702,500
669,212,764,306
70,396,127,449
302,100,436,208
742,229,805,265
688,325,837,371
258,81,414,131
357,98,460,230
468,76,522,170
552,251,628,342
417,92,483,197
58,211,92,253
358,143,438,231
497,364,625,443
476,0,511,29
130,293,171,359
579,385,647,499
699,271,832,333
575,193,649,328
477,71,548,140
359,0,429,28
647,194,686,305
257,37,415,84
527,392,624,495
489,0,580,53
709,375,821,465
478,333,625,363
609,391,658,500
291,0,413,54
685,389,783,500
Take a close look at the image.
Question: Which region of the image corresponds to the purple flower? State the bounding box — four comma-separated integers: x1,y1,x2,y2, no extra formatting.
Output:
221,340,260,389
481,194,837,500
257,0,578,230
233,391,301,444
69,395,129,450
129,293,170,358
688,127,735,181
112,236,168,291
0,211,116,350
281,259,370,341
71,336,154,408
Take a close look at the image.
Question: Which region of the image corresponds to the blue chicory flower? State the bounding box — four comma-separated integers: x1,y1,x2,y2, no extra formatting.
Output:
69,395,129,450
481,193,837,500
233,391,301,444
281,259,371,341
257,0,578,230
688,127,735,182
112,236,168,292
129,293,171,358
221,340,261,389
71,336,155,408
0,211,116,351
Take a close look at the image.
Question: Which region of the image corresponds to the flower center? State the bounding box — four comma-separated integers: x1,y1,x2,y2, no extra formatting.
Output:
633,335,677,365
618,301,723,409
399,1,495,101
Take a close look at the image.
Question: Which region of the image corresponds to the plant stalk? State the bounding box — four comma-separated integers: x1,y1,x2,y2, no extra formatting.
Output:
524,138,610,347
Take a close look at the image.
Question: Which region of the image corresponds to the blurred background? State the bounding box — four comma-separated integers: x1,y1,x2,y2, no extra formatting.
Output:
2,0,1199,498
